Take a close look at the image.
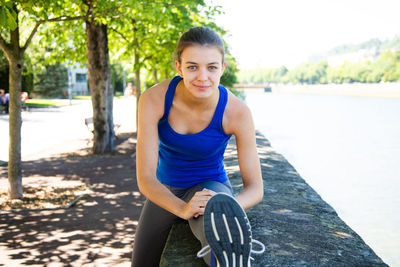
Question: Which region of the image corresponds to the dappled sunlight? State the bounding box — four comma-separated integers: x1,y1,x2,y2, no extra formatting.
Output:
132,191,141,197
275,209,293,213
287,170,300,176
0,189,142,265
0,134,143,265
97,183,116,189
261,162,274,168
333,231,353,239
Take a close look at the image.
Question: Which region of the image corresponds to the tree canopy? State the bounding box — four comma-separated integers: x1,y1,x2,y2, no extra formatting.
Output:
0,0,239,199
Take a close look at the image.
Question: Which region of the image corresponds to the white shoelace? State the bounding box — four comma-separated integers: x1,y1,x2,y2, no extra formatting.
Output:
196,238,266,259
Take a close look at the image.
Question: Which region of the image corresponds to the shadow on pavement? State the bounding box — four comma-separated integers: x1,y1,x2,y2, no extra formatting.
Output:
0,135,143,266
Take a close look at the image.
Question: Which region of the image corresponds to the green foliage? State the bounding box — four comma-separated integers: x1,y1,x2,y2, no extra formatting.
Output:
239,50,400,85
2,0,237,97
381,35,400,51
0,50,8,89
33,62,68,98
0,50,34,93
325,51,400,83
326,35,400,57
111,63,125,93
284,61,327,84
239,66,288,84
0,1,17,30
108,0,225,91
221,54,238,88
220,54,243,99
374,51,400,82
33,15,87,66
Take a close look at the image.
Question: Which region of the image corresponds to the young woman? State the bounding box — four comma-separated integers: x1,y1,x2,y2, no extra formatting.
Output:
131,26,264,267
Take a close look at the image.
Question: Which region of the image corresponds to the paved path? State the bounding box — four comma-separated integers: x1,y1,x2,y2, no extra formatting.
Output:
0,97,136,162
0,134,140,266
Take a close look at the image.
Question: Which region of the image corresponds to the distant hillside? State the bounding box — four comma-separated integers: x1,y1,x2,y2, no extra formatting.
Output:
309,34,400,63
239,34,400,85
328,35,400,55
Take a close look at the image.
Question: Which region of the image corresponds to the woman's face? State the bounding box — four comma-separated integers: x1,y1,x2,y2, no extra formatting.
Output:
176,45,226,99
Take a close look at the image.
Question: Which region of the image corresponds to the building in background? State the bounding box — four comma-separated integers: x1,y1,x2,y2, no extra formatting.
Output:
68,63,89,96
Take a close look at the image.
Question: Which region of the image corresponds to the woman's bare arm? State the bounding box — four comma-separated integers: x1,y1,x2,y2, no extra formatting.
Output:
224,94,264,210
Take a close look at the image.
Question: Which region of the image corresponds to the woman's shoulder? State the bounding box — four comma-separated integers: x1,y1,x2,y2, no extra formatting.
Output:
223,90,253,134
139,79,172,118
225,90,251,118
142,79,171,101
140,79,172,107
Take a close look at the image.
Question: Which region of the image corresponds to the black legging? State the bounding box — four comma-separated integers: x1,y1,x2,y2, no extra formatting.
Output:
131,180,233,267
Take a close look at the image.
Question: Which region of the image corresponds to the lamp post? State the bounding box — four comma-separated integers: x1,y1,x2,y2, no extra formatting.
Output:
67,65,72,105
123,69,126,96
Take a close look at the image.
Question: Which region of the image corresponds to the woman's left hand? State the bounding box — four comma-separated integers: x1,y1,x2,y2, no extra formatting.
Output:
184,188,216,219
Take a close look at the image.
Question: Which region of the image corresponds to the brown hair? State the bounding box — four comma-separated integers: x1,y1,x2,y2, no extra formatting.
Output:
176,26,225,63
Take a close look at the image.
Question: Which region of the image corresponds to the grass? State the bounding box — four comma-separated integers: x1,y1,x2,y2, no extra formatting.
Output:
24,93,126,108
73,93,124,100
72,96,91,100
25,99,68,108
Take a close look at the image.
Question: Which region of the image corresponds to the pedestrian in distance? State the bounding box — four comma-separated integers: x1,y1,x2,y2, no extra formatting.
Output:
0,89,9,114
131,26,265,267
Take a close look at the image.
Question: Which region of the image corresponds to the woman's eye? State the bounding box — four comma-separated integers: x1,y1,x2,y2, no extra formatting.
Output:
188,66,197,70
209,66,217,70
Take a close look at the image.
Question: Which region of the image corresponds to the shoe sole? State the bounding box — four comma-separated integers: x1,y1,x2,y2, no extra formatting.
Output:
204,193,252,267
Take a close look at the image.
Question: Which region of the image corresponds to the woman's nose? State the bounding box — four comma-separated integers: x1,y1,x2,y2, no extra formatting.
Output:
197,68,208,80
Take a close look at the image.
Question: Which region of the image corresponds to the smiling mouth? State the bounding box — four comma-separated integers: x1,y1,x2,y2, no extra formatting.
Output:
195,85,211,90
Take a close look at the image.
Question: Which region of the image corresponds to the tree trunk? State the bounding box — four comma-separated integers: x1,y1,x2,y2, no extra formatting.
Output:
165,70,169,81
134,53,141,130
153,69,159,84
86,21,114,154
4,18,24,199
8,56,23,199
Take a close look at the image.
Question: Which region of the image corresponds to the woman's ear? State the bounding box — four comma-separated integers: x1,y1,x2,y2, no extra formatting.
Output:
221,61,227,75
175,60,183,77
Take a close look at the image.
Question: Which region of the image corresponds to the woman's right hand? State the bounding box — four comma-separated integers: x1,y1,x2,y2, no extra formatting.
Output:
181,188,216,220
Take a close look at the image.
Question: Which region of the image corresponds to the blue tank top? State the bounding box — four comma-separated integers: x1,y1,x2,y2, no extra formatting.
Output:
157,76,232,188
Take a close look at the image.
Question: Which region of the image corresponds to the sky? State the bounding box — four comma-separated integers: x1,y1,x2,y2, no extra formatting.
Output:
208,0,400,69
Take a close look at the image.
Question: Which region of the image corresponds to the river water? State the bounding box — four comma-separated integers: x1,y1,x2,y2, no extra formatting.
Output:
245,90,400,267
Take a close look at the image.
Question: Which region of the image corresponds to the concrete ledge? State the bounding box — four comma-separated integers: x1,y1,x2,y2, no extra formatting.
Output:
160,132,388,266
159,222,207,267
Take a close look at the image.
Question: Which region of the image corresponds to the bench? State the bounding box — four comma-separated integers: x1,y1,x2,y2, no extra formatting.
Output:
159,133,388,266
84,117,121,144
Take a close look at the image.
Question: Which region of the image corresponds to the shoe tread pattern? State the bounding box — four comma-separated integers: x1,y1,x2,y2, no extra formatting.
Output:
204,193,252,267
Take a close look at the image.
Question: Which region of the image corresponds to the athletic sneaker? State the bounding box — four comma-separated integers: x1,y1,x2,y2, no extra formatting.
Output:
197,193,265,267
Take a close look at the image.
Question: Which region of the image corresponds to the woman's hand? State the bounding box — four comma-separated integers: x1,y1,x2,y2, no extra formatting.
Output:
181,188,216,220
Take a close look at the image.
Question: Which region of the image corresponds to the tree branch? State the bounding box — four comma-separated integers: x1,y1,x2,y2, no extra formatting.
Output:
98,6,127,17
37,15,87,24
108,27,130,43
140,1,183,7
21,22,42,53
0,34,11,56
144,55,153,61
22,14,87,54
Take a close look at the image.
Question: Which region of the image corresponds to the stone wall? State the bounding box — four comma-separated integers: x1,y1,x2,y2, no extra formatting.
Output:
160,132,388,266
